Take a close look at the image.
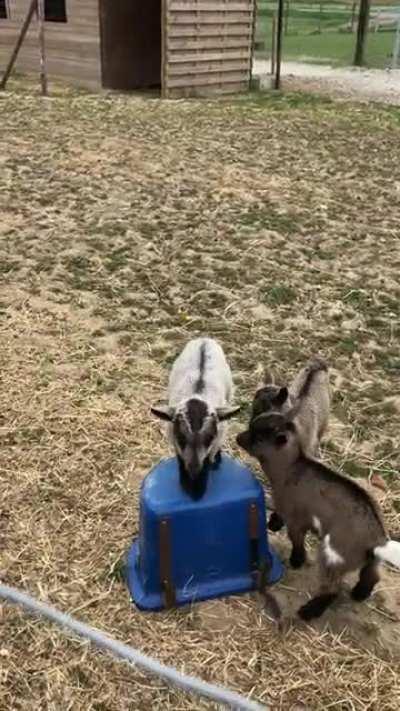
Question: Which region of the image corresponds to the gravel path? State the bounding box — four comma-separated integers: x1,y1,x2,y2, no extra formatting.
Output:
253,59,400,105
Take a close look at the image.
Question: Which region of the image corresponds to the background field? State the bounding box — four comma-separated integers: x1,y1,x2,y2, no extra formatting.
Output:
256,0,400,68
0,78,400,709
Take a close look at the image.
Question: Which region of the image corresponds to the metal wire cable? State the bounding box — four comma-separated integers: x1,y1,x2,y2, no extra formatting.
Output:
0,583,266,711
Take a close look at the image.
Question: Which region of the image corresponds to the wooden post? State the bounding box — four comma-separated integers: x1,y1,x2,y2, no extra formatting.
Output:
318,0,323,34
274,0,284,89
350,0,357,32
161,0,167,98
271,13,276,76
0,0,37,90
249,0,257,89
392,17,400,69
284,0,289,35
353,0,370,66
37,0,48,96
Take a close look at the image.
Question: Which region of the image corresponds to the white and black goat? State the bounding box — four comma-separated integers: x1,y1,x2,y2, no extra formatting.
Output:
237,411,400,621
251,356,330,533
151,338,240,499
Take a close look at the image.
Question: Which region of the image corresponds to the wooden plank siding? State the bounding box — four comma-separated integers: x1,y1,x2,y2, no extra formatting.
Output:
0,0,102,88
163,0,255,97
0,0,255,96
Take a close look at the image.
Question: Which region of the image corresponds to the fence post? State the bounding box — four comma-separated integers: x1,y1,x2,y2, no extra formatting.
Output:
271,13,276,76
37,0,48,95
353,0,370,66
318,0,323,34
350,0,357,32
284,0,289,35
392,16,400,69
274,0,284,89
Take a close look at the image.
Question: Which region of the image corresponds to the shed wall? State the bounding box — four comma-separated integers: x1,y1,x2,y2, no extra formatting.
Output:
163,0,255,97
0,0,101,88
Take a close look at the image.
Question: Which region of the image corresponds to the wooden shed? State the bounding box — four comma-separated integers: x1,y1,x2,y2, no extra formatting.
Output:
0,0,256,97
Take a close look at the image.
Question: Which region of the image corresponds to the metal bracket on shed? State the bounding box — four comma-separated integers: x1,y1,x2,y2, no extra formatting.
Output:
159,518,176,609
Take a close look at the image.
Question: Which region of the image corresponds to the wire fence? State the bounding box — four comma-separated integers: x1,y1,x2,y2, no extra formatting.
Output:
0,583,266,711
255,1,400,70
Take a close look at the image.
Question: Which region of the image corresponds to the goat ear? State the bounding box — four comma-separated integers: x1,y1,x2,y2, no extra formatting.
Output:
274,386,288,406
275,432,288,447
150,405,175,422
236,430,251,452
216,405,241,421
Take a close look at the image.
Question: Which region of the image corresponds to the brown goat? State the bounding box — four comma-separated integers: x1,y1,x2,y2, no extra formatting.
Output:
237,411,400,621
252,357,330,533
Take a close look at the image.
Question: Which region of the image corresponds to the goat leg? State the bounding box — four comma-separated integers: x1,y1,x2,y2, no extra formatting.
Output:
298,564,342,621
268,511,285,532
298,592,338,621
351,556,380,602
287,526,307,569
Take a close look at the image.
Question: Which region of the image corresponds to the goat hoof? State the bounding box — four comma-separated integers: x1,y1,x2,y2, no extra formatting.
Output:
297,602,317,622
268,512,284,532
351,585,371,602
298,593,337,621
262,591,282,623
297,598,327,621
278,615,294,634
290,550,306,569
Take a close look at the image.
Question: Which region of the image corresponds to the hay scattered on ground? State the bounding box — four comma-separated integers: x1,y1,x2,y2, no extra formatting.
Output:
0,77,400,710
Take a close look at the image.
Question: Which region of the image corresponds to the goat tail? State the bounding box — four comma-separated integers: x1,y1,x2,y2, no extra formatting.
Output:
374,540,400,568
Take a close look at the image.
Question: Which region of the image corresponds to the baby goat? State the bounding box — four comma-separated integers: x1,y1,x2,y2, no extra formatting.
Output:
237,411,400,621
252,356,330,458
151,337,240,499
252,357,330,532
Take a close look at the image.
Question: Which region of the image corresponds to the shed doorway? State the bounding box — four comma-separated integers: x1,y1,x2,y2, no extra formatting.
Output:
99,0,162,91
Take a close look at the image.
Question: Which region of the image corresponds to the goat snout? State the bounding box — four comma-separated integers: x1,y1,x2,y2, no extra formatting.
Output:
186,454,202,480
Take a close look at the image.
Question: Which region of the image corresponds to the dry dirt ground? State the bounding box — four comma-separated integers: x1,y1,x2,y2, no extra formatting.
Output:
0,77,400,710
254,60,400,105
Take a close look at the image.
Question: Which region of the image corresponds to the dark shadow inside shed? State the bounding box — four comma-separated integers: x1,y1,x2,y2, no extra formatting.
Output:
99,0,161,91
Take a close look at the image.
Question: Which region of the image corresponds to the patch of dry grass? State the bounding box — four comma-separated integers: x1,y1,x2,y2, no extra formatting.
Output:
0,77,400,710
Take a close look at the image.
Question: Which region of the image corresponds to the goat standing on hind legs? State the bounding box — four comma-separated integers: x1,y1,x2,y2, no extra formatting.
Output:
251,356,330,534
237,410,400,622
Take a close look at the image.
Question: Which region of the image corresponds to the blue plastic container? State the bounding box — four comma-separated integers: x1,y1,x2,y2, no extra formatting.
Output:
127,454,283,611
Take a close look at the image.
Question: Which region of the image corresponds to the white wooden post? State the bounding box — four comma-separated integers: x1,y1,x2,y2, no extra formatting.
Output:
37,0,48,95
392,16,400,69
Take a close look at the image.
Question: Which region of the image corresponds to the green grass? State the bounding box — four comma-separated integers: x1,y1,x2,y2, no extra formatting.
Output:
260,284,297,306
285,30,394,67
256,0,397,68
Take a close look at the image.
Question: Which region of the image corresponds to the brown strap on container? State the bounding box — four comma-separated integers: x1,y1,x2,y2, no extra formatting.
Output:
249,502,258,540
249,502,260,588
159,518,176,608
249,502,271,591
